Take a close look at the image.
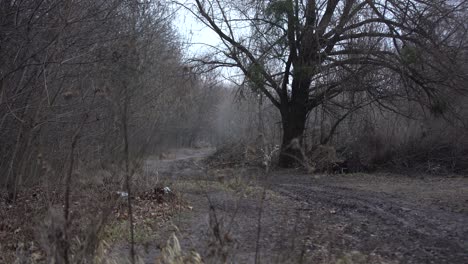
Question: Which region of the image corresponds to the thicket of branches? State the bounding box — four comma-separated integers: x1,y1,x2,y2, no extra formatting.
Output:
0,0,221,200
0,0,467,262
188,0,468,167
2,0,467,199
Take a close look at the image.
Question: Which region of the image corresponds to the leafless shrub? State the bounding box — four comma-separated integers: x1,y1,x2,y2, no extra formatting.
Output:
308,145,342,173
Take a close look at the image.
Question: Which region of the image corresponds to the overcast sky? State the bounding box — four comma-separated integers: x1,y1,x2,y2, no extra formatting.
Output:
172,1,246,83
173,2,221,56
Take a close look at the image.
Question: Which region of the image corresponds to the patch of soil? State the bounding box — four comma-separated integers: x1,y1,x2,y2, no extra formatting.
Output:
264,171,468,263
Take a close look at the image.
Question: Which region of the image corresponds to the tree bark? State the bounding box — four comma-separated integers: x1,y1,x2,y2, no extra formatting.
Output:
278,104,308,168
278,58,313,168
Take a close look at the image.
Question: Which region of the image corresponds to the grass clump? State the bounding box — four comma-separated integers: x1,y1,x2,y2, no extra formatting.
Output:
157,233,203,264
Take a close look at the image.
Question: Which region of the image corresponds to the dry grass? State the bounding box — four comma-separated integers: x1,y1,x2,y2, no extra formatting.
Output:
156,233,203,264
0,161,186,264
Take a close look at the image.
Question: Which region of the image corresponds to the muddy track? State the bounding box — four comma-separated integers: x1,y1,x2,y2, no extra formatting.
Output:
269,179,468,263
143,149,468,263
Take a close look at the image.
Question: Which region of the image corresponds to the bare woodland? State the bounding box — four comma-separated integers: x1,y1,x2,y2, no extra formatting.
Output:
1,0,468,263
190,0,468,167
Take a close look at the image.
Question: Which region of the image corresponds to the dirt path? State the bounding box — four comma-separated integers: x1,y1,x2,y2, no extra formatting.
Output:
141,149,468,263
268,173,468,263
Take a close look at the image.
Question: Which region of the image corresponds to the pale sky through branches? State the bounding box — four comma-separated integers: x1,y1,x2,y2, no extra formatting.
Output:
173,1,247,84
174,1,221,56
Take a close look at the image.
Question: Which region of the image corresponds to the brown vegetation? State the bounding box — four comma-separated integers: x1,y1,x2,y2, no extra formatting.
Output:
1,0,468,263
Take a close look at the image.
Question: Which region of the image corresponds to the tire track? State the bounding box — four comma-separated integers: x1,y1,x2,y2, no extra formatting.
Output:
269,182,468,263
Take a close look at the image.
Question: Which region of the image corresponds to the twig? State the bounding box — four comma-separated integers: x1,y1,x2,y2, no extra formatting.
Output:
63,112,89,264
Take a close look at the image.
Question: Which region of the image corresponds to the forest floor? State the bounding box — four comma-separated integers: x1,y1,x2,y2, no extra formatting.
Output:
133,148,468,264
1,148,467,263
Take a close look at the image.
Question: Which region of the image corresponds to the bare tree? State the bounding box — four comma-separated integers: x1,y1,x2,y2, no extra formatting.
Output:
188,0,468,167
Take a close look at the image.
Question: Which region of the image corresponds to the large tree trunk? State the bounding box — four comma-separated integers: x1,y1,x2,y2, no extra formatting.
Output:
278,64,312,168
278,104,308,168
